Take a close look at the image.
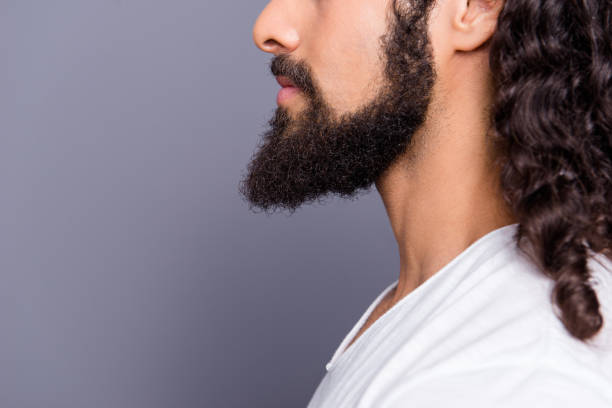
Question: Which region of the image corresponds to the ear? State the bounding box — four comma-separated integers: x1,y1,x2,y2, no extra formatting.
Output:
448,0,504,51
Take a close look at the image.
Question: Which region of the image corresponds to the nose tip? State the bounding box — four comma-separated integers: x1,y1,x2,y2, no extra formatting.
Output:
252,27,268,53
254,28,299,55
252,5,300,55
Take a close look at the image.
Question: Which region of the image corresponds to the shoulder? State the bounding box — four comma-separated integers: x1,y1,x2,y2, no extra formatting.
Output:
365,358,612,408
362,311,612,408
359,254,612,408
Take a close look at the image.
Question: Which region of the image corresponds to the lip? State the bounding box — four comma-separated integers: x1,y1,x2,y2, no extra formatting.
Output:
275,75,301,104
277,86,300,105
275,75,297,88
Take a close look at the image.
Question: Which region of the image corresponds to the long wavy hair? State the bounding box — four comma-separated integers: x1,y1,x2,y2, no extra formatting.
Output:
487,0,612,342
393,0,612,342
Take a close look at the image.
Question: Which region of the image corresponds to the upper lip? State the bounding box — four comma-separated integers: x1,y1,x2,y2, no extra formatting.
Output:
275,75,297,88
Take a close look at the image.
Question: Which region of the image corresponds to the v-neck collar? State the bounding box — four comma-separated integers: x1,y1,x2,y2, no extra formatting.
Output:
324,222,519,372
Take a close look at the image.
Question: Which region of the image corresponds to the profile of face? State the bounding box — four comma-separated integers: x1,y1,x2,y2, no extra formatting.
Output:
240,0,437,213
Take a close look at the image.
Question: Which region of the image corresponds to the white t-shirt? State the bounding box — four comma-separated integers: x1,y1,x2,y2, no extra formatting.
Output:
306,223,612,407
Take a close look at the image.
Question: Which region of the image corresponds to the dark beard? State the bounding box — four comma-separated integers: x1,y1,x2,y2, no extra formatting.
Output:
239,0,436,213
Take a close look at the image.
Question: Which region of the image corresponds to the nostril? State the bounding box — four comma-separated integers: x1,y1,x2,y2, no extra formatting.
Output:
263,38,282,50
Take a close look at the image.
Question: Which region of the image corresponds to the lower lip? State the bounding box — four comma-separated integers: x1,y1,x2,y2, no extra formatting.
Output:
277,86,301,104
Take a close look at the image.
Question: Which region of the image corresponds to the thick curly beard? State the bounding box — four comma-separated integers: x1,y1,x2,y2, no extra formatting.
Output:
239,0,436,214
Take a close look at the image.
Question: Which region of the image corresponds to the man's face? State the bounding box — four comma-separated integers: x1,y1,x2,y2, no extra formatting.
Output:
240,0,436,213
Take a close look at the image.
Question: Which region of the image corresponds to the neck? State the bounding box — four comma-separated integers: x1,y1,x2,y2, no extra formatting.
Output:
374,67,517,303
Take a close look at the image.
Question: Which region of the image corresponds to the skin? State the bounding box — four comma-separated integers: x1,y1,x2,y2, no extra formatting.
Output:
252,0,517,346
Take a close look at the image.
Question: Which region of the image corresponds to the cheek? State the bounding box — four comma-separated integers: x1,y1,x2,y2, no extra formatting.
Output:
426,7,451,82
306,6,389,112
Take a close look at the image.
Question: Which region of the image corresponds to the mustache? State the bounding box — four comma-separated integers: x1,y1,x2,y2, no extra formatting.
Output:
269,54,316,97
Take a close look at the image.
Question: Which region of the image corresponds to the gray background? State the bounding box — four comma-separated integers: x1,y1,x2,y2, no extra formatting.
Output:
1,1,398,407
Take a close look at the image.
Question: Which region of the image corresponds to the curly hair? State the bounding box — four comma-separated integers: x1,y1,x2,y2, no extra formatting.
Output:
487,0,612,342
